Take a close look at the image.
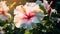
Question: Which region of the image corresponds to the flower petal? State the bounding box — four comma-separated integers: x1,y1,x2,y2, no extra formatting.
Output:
0,1,9,12
31,16,40,23
14,5,25,15
26,23,33,30
0,15,8,20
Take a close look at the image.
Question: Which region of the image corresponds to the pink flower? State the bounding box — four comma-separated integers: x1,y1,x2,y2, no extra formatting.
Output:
42,0,57,15
14,3,45,30
42,0,50,11
0,1,11,21
42,0,51,14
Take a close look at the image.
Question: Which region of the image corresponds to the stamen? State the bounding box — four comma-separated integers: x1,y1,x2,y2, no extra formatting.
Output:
21,6,26,14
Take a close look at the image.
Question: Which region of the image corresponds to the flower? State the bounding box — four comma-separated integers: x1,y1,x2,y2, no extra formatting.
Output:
42,0,51,13
42,0,50,11
0,27,5,34
0,1,11,22
42,0,57,15
14,3,45,30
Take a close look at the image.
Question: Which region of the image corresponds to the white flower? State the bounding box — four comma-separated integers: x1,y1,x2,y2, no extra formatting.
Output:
0,1,11,21
14,3,45,30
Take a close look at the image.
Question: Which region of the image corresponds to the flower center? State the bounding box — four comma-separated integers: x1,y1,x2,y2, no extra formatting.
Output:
24,12,35,21
0,10,5,15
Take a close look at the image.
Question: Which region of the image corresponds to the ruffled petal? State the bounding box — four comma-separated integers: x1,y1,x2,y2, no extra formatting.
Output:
14,5,25,15
14,16,22,28
26,23,33,30
31,16,40,23
0,1,9,12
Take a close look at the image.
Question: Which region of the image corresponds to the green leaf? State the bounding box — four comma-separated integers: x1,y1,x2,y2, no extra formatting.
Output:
24,30,32,34
39,5,47,14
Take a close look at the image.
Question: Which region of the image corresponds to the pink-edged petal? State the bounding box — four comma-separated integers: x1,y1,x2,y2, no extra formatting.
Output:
42,0,50,11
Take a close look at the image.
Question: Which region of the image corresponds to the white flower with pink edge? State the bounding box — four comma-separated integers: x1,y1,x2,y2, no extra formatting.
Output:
14,2,45,30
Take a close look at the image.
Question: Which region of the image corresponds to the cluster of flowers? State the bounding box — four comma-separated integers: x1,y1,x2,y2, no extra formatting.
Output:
0,0,57,30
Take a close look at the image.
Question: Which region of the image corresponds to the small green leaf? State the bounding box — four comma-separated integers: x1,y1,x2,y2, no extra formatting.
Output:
24,30,32,34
